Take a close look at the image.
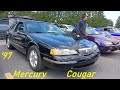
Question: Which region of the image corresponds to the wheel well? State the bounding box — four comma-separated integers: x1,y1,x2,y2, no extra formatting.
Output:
27,43,38,53
94,42,100,49
26,42,43,59
95,42,99,46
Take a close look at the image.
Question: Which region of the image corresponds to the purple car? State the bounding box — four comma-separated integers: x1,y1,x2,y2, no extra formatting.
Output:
95,27,120,36
86,27,120,53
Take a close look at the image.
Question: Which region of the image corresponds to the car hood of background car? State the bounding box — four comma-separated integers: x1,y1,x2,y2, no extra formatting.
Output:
88,34,118,42
29,33,94,49
111,36,120,40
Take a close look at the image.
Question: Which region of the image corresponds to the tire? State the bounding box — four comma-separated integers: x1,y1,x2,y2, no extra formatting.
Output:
7,38,14,50
27,45,45,72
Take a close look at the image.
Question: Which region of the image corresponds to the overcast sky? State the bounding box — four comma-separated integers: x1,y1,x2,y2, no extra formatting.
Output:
104,11,120,26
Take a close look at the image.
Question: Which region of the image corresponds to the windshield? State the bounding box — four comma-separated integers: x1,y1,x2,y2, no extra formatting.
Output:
114,28,120,33
100,31,111,37
106,28,120,33
67,25,75,29
86,27,100,35
26,22,65,34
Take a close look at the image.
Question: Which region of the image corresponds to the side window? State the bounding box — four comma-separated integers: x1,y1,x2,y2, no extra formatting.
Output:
14,22,24,33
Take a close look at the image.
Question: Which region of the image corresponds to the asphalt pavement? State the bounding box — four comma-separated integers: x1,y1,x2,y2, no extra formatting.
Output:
0,40,120,79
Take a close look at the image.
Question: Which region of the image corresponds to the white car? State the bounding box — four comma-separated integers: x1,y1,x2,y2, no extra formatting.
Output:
59,24,75,32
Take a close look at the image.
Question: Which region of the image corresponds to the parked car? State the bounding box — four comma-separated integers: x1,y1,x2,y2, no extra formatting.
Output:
86,27,120,53
95,27,120,36
6,20,100,71
0,18,9,40
59,24,75,33
0,16,34,40
99,30,120,42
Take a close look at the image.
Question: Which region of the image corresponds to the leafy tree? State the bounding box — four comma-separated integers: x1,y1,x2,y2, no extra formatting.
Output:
0,11,111,28
107,19,113,26
115,16,120,28
0,11,8,18
87,11,109,27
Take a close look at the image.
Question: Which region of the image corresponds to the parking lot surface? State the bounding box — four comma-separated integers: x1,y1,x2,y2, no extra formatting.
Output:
0,40,120,79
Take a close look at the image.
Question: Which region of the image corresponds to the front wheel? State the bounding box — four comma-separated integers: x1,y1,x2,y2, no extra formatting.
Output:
27,45,45,72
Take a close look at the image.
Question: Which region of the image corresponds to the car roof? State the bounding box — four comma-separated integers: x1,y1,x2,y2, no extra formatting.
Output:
8,16,34,20
18,20,52,25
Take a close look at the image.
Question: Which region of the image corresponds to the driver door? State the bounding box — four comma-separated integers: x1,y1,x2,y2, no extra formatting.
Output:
13,22,27,54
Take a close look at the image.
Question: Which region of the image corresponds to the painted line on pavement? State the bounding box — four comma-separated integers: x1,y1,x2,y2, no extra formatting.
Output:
4,72,14,79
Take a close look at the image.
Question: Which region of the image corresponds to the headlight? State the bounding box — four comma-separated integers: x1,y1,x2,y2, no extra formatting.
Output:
104,41,113,45
50,49,78,55
92,44,98,51
117,40,120,42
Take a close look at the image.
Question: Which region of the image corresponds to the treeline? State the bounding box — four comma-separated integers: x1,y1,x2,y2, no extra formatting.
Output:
115,16,120,28
0,11,113,28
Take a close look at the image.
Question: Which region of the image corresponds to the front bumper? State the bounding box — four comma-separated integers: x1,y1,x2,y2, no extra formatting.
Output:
42,50,100,70
99,44,120,52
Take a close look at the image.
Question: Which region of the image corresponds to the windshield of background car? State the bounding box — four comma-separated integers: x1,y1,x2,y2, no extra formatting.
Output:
26,22,65,34
114,28,120,33
107,28,115,33
67,25,75,30
86,27,100,35
100,31,111,37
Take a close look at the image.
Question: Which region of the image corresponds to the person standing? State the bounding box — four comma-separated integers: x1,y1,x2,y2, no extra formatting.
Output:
73,14,88,39
54,20,59,27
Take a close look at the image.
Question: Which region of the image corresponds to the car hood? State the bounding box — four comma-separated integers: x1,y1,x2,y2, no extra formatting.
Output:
89,34,118,42
111,36,120,40
29,33,95,49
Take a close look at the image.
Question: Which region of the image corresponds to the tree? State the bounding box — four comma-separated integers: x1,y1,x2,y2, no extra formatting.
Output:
0,11,112,28
108,19,113,26
115,16,120,28
0,11,8,18
87,11,110,27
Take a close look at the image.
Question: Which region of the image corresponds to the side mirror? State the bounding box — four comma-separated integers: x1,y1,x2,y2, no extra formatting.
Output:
19,27,24,31
18,27,25,32
17,27,25,35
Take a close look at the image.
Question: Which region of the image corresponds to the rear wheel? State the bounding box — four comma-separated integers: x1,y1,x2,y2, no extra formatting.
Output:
7,38,14,50
27,45,45,72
